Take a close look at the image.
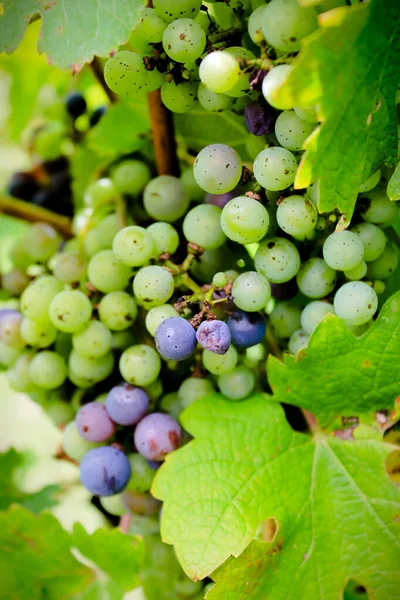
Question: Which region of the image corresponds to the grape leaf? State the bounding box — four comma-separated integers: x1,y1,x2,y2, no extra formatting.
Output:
267,291,400,424
387,162,400,200
275,0,400,218
152,395,400,599
0,0,37,54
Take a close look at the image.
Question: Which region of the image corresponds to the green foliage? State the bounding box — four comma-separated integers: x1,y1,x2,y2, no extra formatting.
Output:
276,0,400,217
387,162,400,200
153,395,400,598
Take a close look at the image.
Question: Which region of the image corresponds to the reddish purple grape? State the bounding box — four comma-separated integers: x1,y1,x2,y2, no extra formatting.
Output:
76,402,116,443
196,319,231,354
244,102,276,136
106,383,149,426
134,413,181,461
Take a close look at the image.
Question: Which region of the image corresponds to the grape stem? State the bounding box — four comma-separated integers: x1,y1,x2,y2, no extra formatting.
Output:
89,57,117,104
0,195,73,238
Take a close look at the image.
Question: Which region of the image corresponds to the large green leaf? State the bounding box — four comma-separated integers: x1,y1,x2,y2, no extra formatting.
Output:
275,0,400,218
387,162,400,200
268,291,400,424
152,395,400,599
0,0,37,54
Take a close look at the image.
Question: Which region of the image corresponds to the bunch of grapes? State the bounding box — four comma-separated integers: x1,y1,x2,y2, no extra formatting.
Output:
1,0,399,523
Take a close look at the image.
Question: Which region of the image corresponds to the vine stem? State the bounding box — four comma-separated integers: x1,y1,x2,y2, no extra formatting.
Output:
0,195,73,238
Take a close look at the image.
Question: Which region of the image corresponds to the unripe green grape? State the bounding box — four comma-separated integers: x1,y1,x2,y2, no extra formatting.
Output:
255,237,301,283
322,230,364,271
153,0,201,23
69,349,114,384
202,344,238,375
146,305,179,337
112,330,136,351
161,80,197,114
246,134,267,161
111,160,151,196
248,5,266,44
232,271,271,311
7,352,38,392
147,222,180,255
127,454,155,493
98,291,138,331
2,268,30,296
53,252,87,283
221,196,269,244
198,84,233,112
296,258,337,299
199,51,240,94
160,392,183,420
180,166,204,202
224,47,255,98
25,223,61,262
62,421,101,463
0,341,23,368
194,144,242,194
119,344,161,386
84,178,118,209
275,110,315,151
49,290,92,333
21,276,63,324
104,51,148,97
269,301,301,338
144,175,189,222
360,188,398,226
20,317,57,348
277,195,318,237
217,365,255,401
213,272,229,287
261,0,317,53
334,281,378,326
253,147,297,191
162,18,206,63
88,250,132,293
366,243,399,280
113,226,156,267
83,214,120,258
34,121,65,160
133,265,174,308
29,351,67,390
183,204,226,249
262,65,294,110
294,105,318,123
178,377,215,409
72,320,113,358
288,329,309,355
301,301,335,335
138,8,167,42
351,223,386,262
359,169,381,193
100,494,125,516
344,260,367,281
143,67,164,93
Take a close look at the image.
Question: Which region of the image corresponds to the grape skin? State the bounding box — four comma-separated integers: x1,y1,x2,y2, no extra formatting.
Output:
196,320,231,354
333,281,378,326
194,144,242,194
76,401,116,443
178,377,215,409
253,147,297,191
183,204,227,249
221,196,269,244
134,413,182,460
255,237,301,284
232,271,271,312
106,383,149,426
80,447,131,496
155,316,197,361
322,230,364,271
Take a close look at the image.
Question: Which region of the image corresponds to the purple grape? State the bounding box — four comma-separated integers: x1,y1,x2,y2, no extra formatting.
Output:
134,413,181,461
196,319,231,355
76,402,116,443
155,316,197,361
80,446,131,496
227,309,266,349
106,383,149,426
244,102,276,136
205,188,238,209
147,460,162,470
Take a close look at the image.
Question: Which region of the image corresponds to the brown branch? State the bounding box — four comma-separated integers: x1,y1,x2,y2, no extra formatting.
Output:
0,195,73,238
90,57,117,104
148,89,180,176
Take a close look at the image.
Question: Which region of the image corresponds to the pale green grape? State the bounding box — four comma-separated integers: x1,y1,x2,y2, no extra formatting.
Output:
21,276,63,323
203,344,238,375
217,365,255,401
360,188,398,226
144,378,163,404
143,175,189,222
212,272,229,287
322,230,364,271
351,223,386,262
232,271,271,311
84,178,118,209
98,291,138,331
88,249,132,292
296,258,337,298
243,343,266,368
160,392,183,420
221,196,269,244
49,290,92,333
119,344,161,386
7,352,37,392
198,84,233,112
255,237,301,283
29,351,67,389
288,329,309,355
344,260,367,281
261,0,318,53
153,0,201,22
334,281,378,326
138,7,167,42
112,330,136,351
193,144,242,194
225,47,255,98
147,222,179,255
83,214,120,258
133,266,174,308
269,301,301,338
100,494,125,516
127,454,156,492
62,421,100,462
69,349,114,384
2,268,30,296
359,169,381,193
183,204,226,249
53,252,87,283
111,160,151,196
178,377,215,409
248,5,266,44
301,301,335,335
277,195,318,237
262,65,294,110
104,51,148,97
20,317,57,348
143,67,164,93
199,51,240,94
146,305,179,336
246,134,267,161
0,341,23,368
275,110,315,151
161,80,197,114
366,243,399,279
180,166,204,202
112,225,156,267
253,147,297,191
25,224,61,262
72,320,113,358
294,105,318,123
162,18,206,63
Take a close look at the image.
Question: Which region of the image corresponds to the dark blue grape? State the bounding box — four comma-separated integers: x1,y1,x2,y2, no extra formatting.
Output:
90,106,107,127
106,383,149,426
80,446,131,496
155,316,197,361
227,309,266,349
244,102,276,136
66,92,87,119
7,172,39,201
196,319,231,354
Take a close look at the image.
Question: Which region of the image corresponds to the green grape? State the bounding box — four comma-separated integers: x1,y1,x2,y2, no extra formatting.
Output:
160,391,183,420
62,421,100,462
221,196,269,244
7,351,38,392
255,237,300,283
104,51,148,97
269,301,301,338
20,317,57,348
153,0,201,22
277,195,318,237
288,329,309,354
45,396,74,426
111,160,151,196
253,147,297,191
88,249,132,293
224,47,255,98
261,0,318,53
296,257,337,299
180,166,204,202
145,304,179,336
334,281,378,326
69,349,114,384
243,343,266,368
10,238,33,271
53,252,87,283
193,144,242,194
72,320,113,358
112,225,156,267
83,214,121,258
2,268,30,296
275,110,315,151
100,494,125,516
127,454,155,492
322,230,364,271
138,7,167,42
98,291,138,331
213,272,229,287
133,265,174,308
119,344,161,386
351,223,386,262
144,378,163,404
178,377,215,409
161,80,197,114
366,243,399,279
232,271,271,311
21,276,63,323
199,51,240,94
144,67,164,93
112,330,136,351
246,134,267,161
68,370,94,389
143,175,190,222
183,204,226,249
147,222,179,255
84,178,118,209
344,260,367,281
29,351,67,389
359,169,381,193
360,188,398,226
162,18,206,63
197,83,233,112
49,290,93,333
0,341,23,368
262,65,294,110
248,5,266,44
317,0,347,12
373,280,386,294
25,224,61,262
301,301,335,335
294,105,318,123
202,344,237,375
55,332,73,359
0,311,24,348
34,121,65,160
217,365,255,401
